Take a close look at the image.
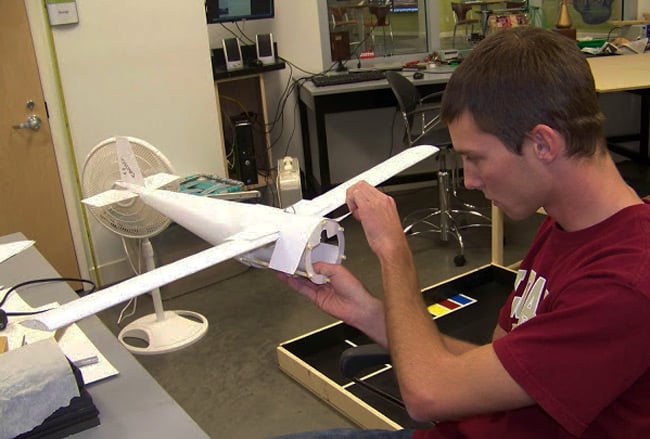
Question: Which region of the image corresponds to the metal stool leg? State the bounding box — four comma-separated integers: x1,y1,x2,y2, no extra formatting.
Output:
402,147,491,266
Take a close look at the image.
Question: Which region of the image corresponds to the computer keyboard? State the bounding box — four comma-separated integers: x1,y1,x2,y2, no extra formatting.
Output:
310,70,387,87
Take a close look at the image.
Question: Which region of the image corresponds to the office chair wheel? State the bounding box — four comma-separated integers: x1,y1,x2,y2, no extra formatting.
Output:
454,254,466,266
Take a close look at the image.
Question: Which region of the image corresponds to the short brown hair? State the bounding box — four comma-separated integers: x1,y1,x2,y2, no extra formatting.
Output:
441,27,605,157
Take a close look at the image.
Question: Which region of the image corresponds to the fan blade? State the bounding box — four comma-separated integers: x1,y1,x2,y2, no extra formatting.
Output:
21,233,279,331
288,145,438,217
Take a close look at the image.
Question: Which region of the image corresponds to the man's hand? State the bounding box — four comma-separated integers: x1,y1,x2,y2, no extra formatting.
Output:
277,262,386,345
345,181,410,260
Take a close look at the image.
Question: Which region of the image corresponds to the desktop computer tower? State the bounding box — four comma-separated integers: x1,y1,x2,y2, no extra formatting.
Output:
230,115,258,185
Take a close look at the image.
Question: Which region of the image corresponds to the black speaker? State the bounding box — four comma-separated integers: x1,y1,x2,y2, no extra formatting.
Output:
256,33,275,65
231,116,258,185
223,38,243,71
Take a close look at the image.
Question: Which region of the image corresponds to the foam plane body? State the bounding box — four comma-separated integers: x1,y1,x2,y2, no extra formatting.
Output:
22,138,437,331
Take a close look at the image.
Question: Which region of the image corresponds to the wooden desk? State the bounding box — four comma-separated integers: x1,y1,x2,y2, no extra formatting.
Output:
588,53,650,163
588,52,650,92
0,233,209,438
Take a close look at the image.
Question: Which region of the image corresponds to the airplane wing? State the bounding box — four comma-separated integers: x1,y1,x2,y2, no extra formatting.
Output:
21,232,279,332
288,145,438,218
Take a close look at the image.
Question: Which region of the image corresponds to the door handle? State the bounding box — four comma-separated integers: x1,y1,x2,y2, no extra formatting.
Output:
13,114,42,131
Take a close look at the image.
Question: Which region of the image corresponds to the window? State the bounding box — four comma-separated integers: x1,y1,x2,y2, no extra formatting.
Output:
327,0,435,66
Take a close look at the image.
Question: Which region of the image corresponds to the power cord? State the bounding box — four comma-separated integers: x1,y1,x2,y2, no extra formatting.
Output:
0,277,96,330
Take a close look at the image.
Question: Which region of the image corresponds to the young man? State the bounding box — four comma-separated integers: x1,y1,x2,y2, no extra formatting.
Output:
278,27,650,437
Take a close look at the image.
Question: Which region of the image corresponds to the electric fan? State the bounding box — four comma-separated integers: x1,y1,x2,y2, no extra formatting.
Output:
81,136,208,355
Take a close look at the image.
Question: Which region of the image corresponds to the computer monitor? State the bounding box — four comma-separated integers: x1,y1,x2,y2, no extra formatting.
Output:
206,0,274,24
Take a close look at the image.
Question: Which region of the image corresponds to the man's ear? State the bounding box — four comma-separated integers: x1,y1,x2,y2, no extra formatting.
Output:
529,124,562,162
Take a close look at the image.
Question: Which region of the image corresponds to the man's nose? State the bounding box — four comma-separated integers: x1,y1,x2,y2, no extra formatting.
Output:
462,168,481,191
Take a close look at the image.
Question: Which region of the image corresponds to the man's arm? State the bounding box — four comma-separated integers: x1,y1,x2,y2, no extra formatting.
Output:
347,182,534,422
442,334,480,354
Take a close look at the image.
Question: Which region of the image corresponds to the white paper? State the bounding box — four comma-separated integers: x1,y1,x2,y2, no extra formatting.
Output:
2,291,118,384
0,240,35,264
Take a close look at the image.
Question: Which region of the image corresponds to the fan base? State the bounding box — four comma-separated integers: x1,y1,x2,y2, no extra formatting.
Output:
118,310,208,355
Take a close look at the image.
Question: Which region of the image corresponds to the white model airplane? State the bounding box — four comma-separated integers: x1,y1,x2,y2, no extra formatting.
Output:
22,141,438,332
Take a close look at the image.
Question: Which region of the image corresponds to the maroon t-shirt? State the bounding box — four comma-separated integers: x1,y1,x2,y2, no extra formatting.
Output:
414,203,650,438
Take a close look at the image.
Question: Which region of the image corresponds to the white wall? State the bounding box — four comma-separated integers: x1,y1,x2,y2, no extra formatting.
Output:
53,1,224,178
270,0,330,162
28,0,225,284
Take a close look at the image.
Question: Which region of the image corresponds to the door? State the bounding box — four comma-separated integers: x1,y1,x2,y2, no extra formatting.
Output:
0,0,80,279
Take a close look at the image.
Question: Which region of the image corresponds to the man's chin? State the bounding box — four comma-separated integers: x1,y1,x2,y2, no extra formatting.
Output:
493,202,529,221
503,207,539,221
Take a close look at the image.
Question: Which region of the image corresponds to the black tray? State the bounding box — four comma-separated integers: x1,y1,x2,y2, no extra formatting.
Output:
278,264,516,429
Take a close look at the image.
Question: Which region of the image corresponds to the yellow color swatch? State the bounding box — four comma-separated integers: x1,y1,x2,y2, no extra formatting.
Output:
427,303,451,317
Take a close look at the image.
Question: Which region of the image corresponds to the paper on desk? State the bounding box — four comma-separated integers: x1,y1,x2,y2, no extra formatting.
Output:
0,338,79,439
0,240,34,264
1,290,119,384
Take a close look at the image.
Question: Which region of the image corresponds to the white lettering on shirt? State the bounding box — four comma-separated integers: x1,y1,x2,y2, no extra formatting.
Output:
510,269,549,329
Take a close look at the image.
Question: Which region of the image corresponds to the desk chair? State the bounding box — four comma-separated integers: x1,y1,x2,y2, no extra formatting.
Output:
451,3,480,47
364,3,394,55
330,7,359,42
386,71,491,266
489,0,540,28
330,7,357,30
509,0,542,27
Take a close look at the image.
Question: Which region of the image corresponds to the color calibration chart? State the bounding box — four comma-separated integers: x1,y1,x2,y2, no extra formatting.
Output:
427,293,476,319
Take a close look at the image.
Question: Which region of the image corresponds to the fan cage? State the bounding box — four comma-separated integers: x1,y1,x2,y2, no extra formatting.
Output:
82,136,179,239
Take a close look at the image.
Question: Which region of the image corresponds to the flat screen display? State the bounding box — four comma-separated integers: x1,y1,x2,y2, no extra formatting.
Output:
206,0,274,23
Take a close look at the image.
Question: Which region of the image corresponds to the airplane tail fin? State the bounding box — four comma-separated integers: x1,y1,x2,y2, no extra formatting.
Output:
116,136,145,186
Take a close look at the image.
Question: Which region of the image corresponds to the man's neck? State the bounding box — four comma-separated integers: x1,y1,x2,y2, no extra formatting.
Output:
543,154,642,232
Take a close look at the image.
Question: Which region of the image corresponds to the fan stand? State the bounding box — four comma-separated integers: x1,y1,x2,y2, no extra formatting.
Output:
117,239,208,355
